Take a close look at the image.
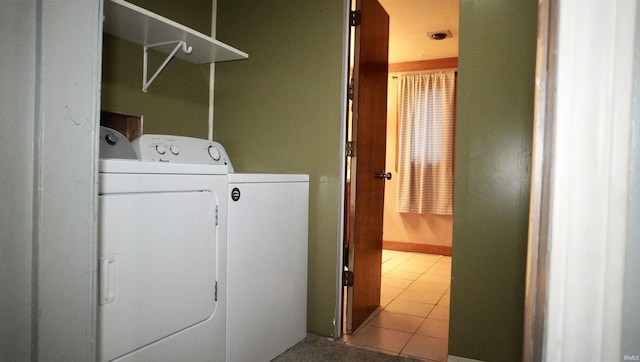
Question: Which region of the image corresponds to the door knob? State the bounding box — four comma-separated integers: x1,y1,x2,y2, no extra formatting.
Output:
377,172,392,180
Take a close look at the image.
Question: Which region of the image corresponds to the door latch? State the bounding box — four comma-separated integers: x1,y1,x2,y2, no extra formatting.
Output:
376,172,392,180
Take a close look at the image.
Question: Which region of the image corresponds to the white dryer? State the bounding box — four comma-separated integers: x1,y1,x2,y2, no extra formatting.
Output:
98,128,228,361
132,134,309,362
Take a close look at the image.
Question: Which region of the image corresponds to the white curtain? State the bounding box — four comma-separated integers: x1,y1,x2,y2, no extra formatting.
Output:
396,71,456,214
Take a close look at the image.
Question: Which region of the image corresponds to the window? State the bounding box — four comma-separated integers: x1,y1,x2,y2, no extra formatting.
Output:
396,71,456,215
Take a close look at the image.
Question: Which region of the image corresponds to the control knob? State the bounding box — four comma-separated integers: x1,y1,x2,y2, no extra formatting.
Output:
105,132,119,145
208,145,221,161
155,144,166,155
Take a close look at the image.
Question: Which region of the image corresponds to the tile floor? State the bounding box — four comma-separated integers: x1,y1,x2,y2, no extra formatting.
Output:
343,250,451,362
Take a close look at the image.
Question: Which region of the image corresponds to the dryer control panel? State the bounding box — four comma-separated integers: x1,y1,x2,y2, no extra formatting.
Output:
99,127,137,160
132,134,234,172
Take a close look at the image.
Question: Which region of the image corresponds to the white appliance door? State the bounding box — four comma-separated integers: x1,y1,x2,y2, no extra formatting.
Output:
98,191,217,362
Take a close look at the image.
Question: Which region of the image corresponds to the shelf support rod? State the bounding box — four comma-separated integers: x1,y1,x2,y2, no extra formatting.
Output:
142,40,193,92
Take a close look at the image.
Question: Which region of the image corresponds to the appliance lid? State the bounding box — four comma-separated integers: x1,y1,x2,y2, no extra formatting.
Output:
99,158,228,175
99,126,137,160
228,173,309,183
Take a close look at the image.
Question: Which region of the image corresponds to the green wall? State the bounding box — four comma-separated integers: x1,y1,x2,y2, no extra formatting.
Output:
449,1,538,361
101,0,213,138
214,0,346,336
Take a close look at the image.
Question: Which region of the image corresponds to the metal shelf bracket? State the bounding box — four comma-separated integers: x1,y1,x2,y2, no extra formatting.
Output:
142,40,192,92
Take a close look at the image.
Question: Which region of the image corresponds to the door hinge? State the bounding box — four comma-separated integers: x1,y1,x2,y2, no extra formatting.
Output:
214,281,218,301
348,78,354,100
215,205,219,226
346,141,355,157
343,270,354,287
350,10,361,26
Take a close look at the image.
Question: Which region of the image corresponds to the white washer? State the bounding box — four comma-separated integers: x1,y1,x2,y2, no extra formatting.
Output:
98,128,228,362
226,172,309,362
133,134,309,362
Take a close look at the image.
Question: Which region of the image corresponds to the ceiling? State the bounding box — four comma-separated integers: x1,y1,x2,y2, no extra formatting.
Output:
377,0,460,64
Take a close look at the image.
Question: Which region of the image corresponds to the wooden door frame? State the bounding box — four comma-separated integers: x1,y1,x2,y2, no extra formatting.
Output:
334,0,353,339
523,0,555,359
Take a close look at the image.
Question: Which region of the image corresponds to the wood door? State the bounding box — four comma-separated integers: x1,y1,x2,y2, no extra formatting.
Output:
346,0,389,333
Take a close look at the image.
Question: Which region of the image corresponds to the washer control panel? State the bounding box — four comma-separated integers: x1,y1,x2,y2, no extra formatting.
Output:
131,134,234,172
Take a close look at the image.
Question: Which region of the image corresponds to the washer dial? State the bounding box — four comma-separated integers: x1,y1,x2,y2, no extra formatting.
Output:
155,144,166,155
208,145,221,161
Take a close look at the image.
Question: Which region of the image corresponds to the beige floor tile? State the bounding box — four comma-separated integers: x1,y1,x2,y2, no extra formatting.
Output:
437,294,450,306
396,289,443,304
428,304,450,321
382,253,393,263
433,260,452,269
416,274,451,285
429,263,451,273
346,251,454,359
380,294,394,308
383,250,413,263
347,325,413,353
384,299,435,318
384,270,422,281
382,260,404,270
401,334,448,362
426,271,451,279
381,286,403,307
407,280,450,294
431,259,451,267
395,263,432,274
382,277,413,289
416,318,449,339
407,254,441,263
403,259,437,269
367,310,425,333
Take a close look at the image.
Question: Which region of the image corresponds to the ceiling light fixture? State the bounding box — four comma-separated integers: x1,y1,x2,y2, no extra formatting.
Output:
428,30,452,40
